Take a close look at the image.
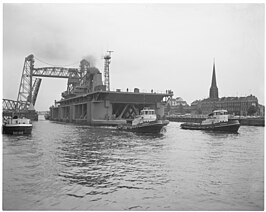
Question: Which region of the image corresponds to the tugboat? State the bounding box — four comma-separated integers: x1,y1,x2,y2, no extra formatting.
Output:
2,116,33,135
181,110,240,133
117,108,169,134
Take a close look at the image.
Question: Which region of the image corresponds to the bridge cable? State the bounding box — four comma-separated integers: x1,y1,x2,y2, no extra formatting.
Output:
34,56,80,67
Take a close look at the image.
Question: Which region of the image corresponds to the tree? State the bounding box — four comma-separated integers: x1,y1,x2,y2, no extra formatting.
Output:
247,105,257,116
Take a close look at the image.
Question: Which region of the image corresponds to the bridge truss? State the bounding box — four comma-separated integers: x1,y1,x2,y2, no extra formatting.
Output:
3,54,90,114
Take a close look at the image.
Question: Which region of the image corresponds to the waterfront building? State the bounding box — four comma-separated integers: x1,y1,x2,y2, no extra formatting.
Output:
199,95,259,115
190,100,202,114
191,61,261,115
258,104,265,116
167,97,188,107
165,97,189,114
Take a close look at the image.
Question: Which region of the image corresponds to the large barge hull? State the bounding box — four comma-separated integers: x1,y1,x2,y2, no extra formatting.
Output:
50,91,171,126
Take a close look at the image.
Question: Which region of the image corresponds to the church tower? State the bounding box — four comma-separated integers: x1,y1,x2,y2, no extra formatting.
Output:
209,60,219,99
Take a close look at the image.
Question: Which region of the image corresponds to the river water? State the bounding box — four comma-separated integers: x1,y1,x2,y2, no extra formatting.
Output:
3,121,264,210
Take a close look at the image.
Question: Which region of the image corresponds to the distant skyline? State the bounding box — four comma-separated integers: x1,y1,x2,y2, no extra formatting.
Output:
3,3,265,111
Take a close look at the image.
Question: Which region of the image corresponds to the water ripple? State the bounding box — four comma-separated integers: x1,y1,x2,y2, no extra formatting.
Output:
3,121,264,210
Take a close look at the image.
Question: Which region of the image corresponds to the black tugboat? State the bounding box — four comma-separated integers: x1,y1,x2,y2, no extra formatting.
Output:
181,110,240,133
117,108,169,134
2,116,33,135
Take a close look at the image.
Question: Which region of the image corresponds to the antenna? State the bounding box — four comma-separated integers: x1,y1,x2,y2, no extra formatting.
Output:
104,50,113,91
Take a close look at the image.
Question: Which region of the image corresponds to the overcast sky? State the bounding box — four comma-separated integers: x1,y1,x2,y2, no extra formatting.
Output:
3,3,264,111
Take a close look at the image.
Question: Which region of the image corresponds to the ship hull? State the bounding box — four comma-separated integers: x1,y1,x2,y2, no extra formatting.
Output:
2,125,32,135
118,120,169,134
181,120,240,133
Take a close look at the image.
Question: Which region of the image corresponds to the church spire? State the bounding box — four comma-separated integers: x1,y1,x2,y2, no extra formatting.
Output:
211,59,217,88
209,59,219,99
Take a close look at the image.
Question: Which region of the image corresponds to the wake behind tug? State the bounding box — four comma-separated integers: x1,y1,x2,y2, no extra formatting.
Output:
181,110,240,133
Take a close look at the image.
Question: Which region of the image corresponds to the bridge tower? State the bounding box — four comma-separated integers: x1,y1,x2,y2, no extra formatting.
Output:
3,54,99,120
16,54,42,111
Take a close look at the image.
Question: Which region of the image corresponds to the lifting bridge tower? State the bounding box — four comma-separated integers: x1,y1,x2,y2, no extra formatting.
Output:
3,54,84,119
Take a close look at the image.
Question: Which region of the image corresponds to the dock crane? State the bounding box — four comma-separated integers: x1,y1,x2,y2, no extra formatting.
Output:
103,50,113,91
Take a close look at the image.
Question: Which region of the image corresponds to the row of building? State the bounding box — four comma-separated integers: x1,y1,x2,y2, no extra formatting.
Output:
166,62,264,116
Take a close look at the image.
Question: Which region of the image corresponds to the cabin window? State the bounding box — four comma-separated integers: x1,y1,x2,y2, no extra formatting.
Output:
142,110,155,115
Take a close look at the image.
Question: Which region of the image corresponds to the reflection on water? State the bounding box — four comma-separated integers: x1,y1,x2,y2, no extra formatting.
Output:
3,121,264,210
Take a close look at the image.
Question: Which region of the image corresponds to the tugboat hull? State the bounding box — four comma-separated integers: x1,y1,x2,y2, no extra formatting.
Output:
181,120,240,133
118,120,169,134
2,125,32,135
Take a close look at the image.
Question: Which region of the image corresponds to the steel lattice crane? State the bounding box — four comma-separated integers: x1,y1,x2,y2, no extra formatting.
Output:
104,50,113,91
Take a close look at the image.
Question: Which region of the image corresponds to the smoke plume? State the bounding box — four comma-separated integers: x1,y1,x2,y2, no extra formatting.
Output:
82,55,97,67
